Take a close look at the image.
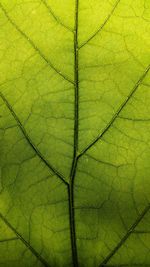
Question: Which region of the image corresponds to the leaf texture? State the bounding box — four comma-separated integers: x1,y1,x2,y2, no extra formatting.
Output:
0,0,150,267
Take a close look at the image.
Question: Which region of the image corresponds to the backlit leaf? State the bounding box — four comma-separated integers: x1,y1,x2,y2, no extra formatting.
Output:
0,1,150,266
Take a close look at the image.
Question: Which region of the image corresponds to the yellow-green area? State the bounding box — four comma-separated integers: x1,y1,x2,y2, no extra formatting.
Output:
0,0,150,267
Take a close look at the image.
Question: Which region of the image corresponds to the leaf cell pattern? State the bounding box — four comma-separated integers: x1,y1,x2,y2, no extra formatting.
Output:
0,0,150,267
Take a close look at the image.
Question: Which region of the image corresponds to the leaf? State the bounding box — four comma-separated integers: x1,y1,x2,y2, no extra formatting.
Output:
0,0,150,267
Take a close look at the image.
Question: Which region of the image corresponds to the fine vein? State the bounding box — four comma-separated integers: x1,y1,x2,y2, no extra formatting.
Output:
99,204,150,266
102,265,150,267
0,237,19,243
68,0,79,266
0,2,74,85
41,0,73,32
79,0,120,49
0,92,68,185
0,212,51,267
79,64,150,158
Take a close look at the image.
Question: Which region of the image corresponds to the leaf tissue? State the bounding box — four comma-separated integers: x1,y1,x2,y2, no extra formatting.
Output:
0,0,150,266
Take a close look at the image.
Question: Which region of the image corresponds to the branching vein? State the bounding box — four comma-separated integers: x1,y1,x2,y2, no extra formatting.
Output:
0,212,51,267
1,1,150,266
99,204,150,266
41,0,74,32
0,2,74,85
79,64,150,158
0,92,68,186
79,0,120,49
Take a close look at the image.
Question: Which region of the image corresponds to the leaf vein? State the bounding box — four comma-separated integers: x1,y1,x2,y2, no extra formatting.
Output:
0,92,68,186
0,237,19,243
0,212,51,267
0,2,74,85
79,0,121,49
99,204,150,266
41,0,74,32
68,0,79,266
79,65,150,158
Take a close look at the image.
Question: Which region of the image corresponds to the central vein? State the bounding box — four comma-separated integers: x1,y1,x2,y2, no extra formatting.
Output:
68,0,79,266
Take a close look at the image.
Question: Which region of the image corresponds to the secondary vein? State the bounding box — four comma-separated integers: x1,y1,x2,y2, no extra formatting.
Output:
41,0,74,32
0,212,51,267
99,204,150,266
0,2,74,85
102,265,150,267
0,237,19,243
79,0,120,49
78,64,150,158
0,92,68,186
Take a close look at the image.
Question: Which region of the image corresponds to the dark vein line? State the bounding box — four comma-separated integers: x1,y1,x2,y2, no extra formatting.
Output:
102,265,150,267
68,0,79,266
0,237,19,243
41,0,74,32
78,64,150,158
0,92,68,186
86,153,121,168
0,212,51,267
0,2,74,85
118,116,150,122
133,230,150,234
99,204,150,267
79,0,120,49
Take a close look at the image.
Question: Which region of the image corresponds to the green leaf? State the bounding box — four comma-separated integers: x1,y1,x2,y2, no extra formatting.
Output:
0,0,150,267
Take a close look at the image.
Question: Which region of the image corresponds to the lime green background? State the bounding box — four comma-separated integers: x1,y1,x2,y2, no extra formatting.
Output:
0,0,150,266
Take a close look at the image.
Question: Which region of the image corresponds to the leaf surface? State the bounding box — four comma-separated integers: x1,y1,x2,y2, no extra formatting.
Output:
0,0,150,267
